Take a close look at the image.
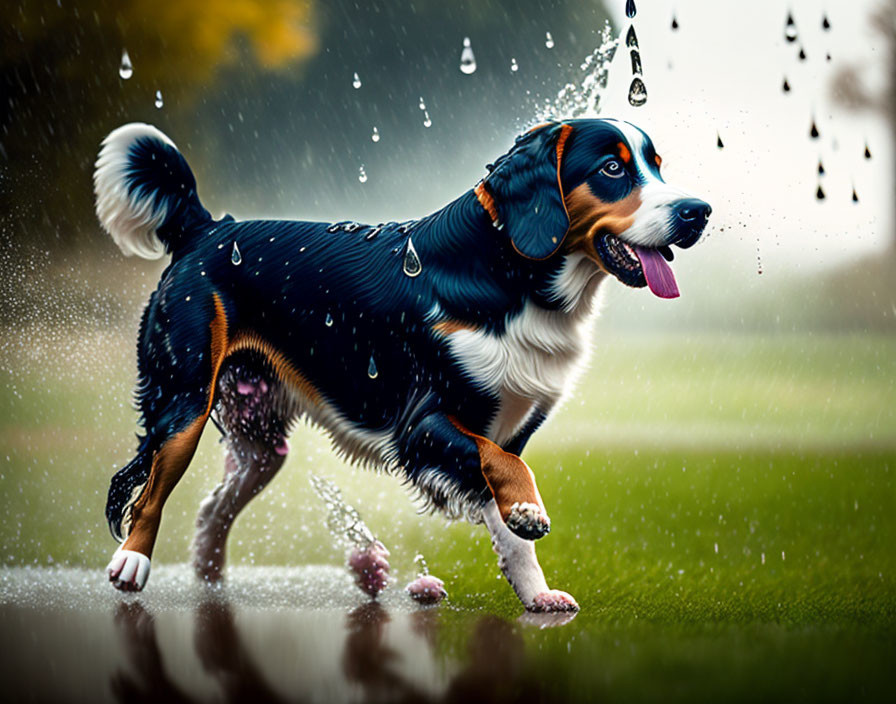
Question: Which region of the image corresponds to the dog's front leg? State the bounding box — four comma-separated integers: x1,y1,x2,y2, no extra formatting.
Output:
482,499,579,612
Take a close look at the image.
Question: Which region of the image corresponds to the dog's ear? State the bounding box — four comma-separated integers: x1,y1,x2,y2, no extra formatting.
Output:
480,122,574,260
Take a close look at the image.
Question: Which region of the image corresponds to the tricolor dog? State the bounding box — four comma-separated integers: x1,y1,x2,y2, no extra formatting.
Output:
95,118,710,611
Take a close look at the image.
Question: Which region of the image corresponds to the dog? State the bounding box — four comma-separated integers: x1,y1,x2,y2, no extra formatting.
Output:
95,118,710,612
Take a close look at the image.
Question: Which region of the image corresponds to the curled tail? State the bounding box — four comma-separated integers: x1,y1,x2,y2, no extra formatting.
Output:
94,123,212,259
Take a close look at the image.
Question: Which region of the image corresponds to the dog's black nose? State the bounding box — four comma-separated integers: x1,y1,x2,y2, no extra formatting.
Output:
674,199,712,223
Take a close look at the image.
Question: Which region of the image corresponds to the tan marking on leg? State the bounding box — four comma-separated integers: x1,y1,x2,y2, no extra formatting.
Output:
227,332,323,407
448,417,544,521
122,294,229,557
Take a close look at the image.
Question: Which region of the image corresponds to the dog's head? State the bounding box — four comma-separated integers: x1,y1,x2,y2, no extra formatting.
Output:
479,118,711,298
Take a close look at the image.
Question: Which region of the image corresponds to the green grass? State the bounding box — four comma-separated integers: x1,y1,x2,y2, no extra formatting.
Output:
0,328,894,701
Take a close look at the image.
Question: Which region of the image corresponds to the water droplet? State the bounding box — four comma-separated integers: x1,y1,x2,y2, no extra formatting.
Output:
785,13,798,42
671,15,679,30
627,77,647,106
809,120,819,139
826,52,832,62
626,25,639,48
418,96,426,110
367,355,378,379
371,126,380,143
716,132,725,149
154,90,163,109
817,160,825,175
459,37,477,75
798,46,807,61
545,32,555,49
119,50,133,79
358,165,368,183
852,187,859,203
864,144,872,159
403,237,422,277
626,0,637,19
352,72,362,89
782,77,791,93
325,313,333,327
231,242,242,265
423,110,432,128
630,49,643,76
510,57,519,72
816,183,826,200
822,15,831,31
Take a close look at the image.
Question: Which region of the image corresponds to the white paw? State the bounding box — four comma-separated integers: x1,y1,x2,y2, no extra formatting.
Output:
505,502,551,540
528,589,579,613
106,548,151,592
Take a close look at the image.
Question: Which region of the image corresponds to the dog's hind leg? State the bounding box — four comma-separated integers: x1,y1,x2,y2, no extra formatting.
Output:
192,438,287,582
106,292,230,591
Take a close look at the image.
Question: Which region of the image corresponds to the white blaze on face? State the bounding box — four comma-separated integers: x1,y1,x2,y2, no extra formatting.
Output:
605,119,693,248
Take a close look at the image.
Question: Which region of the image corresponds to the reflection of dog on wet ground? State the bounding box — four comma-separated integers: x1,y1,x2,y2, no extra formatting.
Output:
96,118,710,611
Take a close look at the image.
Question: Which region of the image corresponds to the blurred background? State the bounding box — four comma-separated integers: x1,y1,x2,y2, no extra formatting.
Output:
1,1,894,701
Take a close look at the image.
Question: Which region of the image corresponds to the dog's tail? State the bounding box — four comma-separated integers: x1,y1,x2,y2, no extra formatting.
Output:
93,123,212,259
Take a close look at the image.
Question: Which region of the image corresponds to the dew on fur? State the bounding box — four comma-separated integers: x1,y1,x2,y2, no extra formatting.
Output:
459,37,477,75
325,312,334,327
230,242,242,265
367,355,379,379
402,238,422,277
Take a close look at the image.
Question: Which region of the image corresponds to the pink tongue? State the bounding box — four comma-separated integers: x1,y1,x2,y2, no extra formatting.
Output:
633,246,680,299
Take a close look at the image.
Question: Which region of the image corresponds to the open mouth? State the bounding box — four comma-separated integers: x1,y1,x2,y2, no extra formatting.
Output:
594,235,679,299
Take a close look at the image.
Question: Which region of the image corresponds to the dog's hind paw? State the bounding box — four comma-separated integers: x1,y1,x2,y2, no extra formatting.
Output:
106,549,151,592
505,502,551,540
529,590,579,613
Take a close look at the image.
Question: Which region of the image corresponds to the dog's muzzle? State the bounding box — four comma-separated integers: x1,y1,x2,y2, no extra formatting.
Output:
668,198,712,249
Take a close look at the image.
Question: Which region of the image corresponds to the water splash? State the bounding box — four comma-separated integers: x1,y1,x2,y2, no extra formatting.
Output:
325,312,334,327
545,32,555,49
309,474,375,548
460,37,477,75
535,22,617,121
231,242,242,265
422,110,432,128
352,72,362,89
371,126,380,143
119,50,133,79
358,165,368,183
154,90,163,109
414,553,430,576
626,0,637,19
628,77,647,107
785,13,798,42
403,237,422,277
367,355,378,379
511,57,519,72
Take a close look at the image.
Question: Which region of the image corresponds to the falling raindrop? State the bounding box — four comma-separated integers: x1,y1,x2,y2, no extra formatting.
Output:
367,355,378,379
816,184,826,200
716,132,725,149
510,57,519,72
785,13,798,42
864,144,872,159
154,90,163,109
626,0,637,19
358,165,368,183
545,32,555,49
822,15,831,31
628,77,647,107
325,313,333,327
459,37,477,75
403,237,423,277
809,120,819,139
352,72,362,89
626,25,639,48
630,50,643,76
782,77,791,93
817,160,825,175
852,187,859,203
119,50,133,79
798,46,807,61
671,15,679,30
231,242,242,265
371,126,380,143
423,111,432,128
418,96,426,110
826,52,832,62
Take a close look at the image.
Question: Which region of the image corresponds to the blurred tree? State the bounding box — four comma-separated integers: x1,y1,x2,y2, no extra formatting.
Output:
0,0,317,249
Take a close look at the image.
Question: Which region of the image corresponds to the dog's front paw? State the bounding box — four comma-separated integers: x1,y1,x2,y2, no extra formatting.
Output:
529,590,579,613
505,502,551,540
106,549,151,592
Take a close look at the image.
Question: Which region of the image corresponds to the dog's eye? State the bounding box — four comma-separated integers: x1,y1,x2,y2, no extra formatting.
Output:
601,159,625,178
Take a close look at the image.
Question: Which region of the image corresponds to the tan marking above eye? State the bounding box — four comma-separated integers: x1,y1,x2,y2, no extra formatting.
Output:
617,141,632,164
655,154,663,167
563,183,642,263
